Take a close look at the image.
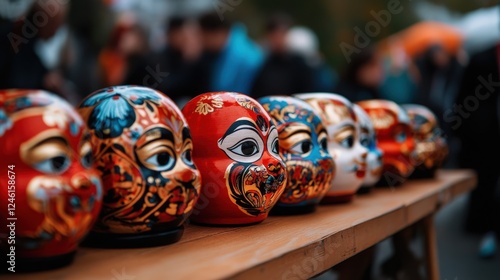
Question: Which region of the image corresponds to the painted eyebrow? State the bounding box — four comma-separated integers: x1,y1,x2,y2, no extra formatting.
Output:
30,136,68,150
280,123,312,140
182,127,191,142
316,123,327,135
335,123,355,132
220,119,258,139
139,127,174,149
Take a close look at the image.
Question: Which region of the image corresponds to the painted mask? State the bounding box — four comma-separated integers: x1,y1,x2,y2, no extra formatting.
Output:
259,96,335,214
357,100,416,186
353,104,384,191
182,92,287,225
78,86,200,247
402,104,448,178
295,93,368,203
0,90,102,270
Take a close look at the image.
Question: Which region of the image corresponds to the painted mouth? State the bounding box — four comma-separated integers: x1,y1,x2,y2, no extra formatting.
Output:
352,159,367,179
356,169,366,179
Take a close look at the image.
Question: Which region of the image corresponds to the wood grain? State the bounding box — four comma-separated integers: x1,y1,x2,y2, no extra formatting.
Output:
10,169,476,280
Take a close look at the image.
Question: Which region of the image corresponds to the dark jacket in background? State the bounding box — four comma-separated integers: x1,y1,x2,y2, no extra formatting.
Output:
124,47,200,104
250,52,315,98
454,43,500,234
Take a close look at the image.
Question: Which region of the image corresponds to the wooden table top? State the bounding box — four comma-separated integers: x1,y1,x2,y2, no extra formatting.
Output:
11,169,477,280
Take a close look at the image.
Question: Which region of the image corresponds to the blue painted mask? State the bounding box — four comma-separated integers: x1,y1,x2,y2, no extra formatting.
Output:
259,96,335,214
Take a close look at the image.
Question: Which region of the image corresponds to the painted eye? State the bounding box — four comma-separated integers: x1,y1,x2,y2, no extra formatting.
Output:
291,140,313,154
230,139,259,157
80,141,93,169
34,155,71,174
145,151,175,171
395,131,407,143
359,134,370,148
340,135,354,149
267,127,280,157
218,123,264,163
88,196,95,210
272,138,279,154
320,138,328,150
318,131,328,151
70,196,82,210
182,149,194,166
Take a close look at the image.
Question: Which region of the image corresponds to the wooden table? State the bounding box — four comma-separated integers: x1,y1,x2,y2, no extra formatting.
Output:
12,169,476,280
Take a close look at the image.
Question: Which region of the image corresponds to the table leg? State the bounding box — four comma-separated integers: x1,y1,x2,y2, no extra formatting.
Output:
423,214,440,280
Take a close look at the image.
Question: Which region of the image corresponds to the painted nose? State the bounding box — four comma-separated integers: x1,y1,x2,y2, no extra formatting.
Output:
262,155,282,174
176,164,198,183
72,173,93,190
361,151,368,160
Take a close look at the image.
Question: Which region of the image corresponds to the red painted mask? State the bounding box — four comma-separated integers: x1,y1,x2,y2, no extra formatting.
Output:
183,92,287,225
0,90,102,269
357,100,416,186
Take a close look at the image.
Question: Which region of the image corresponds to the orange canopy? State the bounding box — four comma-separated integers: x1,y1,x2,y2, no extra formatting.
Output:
378,21,464,57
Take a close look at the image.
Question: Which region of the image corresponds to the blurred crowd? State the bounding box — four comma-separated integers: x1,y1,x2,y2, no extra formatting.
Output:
1,0,500,263
0,1,476,113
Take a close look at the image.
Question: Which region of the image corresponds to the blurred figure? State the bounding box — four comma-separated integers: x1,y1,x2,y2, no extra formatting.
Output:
413,44,466,126
454,42,500,258
98,12,149,87
412,43,467,172
0,0,77,103
378,45,419,104
250,13,315,98
124,16,201,106
286,25,338,92
63,0,113,103
192,11,264,95
335,45,384,102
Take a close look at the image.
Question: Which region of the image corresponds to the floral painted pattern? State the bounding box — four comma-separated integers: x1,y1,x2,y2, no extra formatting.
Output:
80,86,161,138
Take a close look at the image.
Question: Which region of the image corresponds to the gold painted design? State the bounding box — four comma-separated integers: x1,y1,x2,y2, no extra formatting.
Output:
225,161,286,217
306,99,352,125
368,111,395,129
280,158,333,204
236,96,256,111
195,95,224,115
26,176,96,243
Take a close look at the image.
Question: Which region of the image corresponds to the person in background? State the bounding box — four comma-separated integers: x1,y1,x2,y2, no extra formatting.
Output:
413,44,466,127
0,0,78,103
412,43,467,171
98,12,149,88
334,45,384,102
454,42,500,259
286,25,338,93
378,45,419,105
124,16,201,107
250,13,315,98
192,11,264,96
